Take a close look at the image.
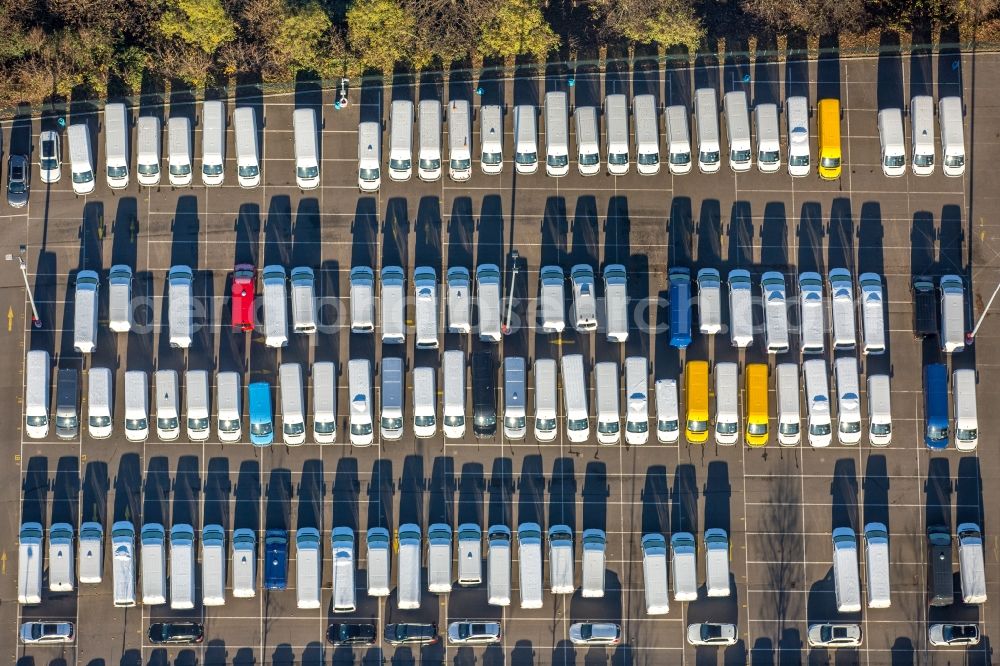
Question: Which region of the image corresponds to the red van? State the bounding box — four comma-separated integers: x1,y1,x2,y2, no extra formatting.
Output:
232,264,256,331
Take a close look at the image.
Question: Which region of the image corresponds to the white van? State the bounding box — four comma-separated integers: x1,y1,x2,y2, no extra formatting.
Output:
331,527,356,612
863,522,890,609
867,374,892,447
312,361,337,444
798,272,826,354
476,263,502,342
201,524,225,607
418,99,442,181
957,523,987,604
447,266,472,334
389,100,413,181
641,533,669,614
545,91,570,177
185,369,210,442
605,94,630,175
939,274,965,353
366,527,391,597
349,266,375,333
123,370,149,442
234,106,260,188
704,528,730,597
574,105,601,175
443,350,465,439
539,265,566,333
480,104,504,175
859,272,886,354
503,356,527,440
67,123,96,194
167,116,192,187
834,357,861,445
231,528,256,598
786,95,810,177
754,103,780,172
108,264,133,333
348,358,374,446
104,102,129,188
201,100,225,186
111,521,136,607
448,99,472,181
714,362,739,445
279,362,306,445
803,359,832,447
878,108,906,177
655,378,680,443
939,96,965,177
295,527,321,609
953,368,978,451
414,266,438,349
727,269,753,348
167,264,194,349
216,371,242,443
428,523,453,593
517,523,543,609
548,524,574,594
135,116,160,186
154,369,180,441
571,264,598,331
48,522,74,592
562,354,590,442
634,94,662,175
624,356,649,445
581,528,606,598
380,356,404,441
513,104,538,174
262,265,289,348
290,266,317,334
595,361,620,445
533,358,558,442
761,271,790,353
140,522,166,605
396,523,422,609
380,265,405,344
357,120,381,191
78,521,104,584
456,523,482,586
412,366,436,438
697,268,722,335
694,88,721,173
670,532,697,601
776,363,800,446
73,269,99,354
604,263,629,342
487,525,511,606
910,95,935,176
832,527,862,613
293,108,320,189
169,524,195,610
724,91,752,171
663,104,690,175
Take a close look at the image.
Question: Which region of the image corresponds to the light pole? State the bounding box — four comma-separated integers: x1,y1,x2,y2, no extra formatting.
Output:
967,278,1000,345
502,250,519,335
7,246,42,328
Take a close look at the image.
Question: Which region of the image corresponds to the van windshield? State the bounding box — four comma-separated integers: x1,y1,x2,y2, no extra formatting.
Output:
547,154,568,168
514,151,537,165
789,154,809,167
126,418,147,431
315,420,336,434
187,417,209,431
203,164,223,176
716,422,738,435
779,422,799,435
821,156,841,168
381,417,403,431
840,421,861,434
107,165,127,178
451,158,472,170
157,417,178,430
415,415,435,427
482,152,502,165
731,149,751,163
957,427,977,441
297,166,319,179
598,421,619,434
884,155,904,168
658,419,678,432
810,422,831,436
504,416,526,429
914,153,934,167
687,419,707,433
57,415,78,429
138,164,159,176
567,417,588,431
945,154,965,167
283,421,305,435
870,422,890,436
251,421,273,436
535,417,556,431
759,150,779,164
219,418,240,433
238,165,260,178
351,422,373,436
90,415,112,428
169,163,191,176
444,415,464,427
359,167,380,181
667,152,688,166
72,170,95,184
390,158,411,170
419,158,441,171
579,153,599,166
699,150,720,164
747,423,767,435
627,419,648,433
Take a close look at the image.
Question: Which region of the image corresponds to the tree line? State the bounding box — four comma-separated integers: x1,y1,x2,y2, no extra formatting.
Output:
0,0,996,110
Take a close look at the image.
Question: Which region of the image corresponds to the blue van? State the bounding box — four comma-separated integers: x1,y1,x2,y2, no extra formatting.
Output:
668,267,692,348
248,381,274,446
924,363,949,449
263,528,288,589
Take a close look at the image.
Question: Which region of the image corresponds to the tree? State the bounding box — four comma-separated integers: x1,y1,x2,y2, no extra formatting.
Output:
741,0,868,35
404,0,492,66
591,0,703,50
477,0,559,60
159,0,237,53
271,0,335,76
346,0,421,71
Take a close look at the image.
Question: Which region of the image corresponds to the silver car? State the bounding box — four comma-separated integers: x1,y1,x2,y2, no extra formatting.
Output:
39,130,61,183
686,622,738,646
807,623,862,648
569,622,621,646
20,622,74,644
447,621,502,645
7,154,29,207
928,624,980,647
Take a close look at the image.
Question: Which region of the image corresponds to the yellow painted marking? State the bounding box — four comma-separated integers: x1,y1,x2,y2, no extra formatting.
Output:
7,307,13,332
1,551,6,575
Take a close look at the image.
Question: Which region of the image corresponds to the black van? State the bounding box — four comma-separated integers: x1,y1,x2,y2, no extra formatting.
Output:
912,276,938,339
927,525,954,606
55,368,80,440
472,351,497,438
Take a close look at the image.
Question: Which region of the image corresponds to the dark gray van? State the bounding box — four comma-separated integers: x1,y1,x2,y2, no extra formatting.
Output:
55,368,80,440
472,351,496,438
928,525,954,606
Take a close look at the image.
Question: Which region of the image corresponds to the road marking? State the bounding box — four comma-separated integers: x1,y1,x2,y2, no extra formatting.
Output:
7,307,12,331
1,550,6,575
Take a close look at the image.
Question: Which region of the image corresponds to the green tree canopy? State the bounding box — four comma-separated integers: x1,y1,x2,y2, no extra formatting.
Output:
477,0,559,60
272,0,335,75
347,0,419,72
591,0,703,50
158,0,237,54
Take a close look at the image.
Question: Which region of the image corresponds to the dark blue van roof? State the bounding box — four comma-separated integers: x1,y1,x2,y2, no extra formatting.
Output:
263,528,288,589
668,268,692,348
924,363,949,449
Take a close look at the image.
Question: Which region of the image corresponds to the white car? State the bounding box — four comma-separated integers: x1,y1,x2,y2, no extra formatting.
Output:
39,130,62,183
447,621,502,645
569,622,621,646
570,264,598,332
807,623,862,648
687,623,737,646
20,622,74,644
928,624,980,647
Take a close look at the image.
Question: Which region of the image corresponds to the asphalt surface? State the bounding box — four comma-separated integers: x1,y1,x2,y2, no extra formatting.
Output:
1,47,998,666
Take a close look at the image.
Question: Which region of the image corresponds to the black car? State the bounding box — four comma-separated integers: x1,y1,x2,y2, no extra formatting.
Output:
912,276,938,339
384,623,438,646
327,623,377,646
148,622,205,644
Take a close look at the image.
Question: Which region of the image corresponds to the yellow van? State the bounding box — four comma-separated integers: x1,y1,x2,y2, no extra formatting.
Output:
745,363,769,447
685,360,709,444
817,99,842,180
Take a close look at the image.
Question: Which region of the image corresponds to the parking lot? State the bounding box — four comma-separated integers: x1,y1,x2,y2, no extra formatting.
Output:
1,45,998,666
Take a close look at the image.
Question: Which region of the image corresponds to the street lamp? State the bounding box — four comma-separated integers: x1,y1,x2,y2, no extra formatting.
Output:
7,246,42,328
502,250,519,335
966,278,1000,345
